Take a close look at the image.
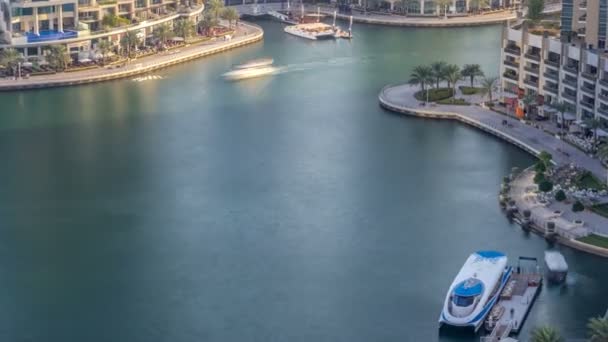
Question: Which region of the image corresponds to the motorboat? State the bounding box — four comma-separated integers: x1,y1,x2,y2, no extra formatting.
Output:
544,251,568,284
439,251,512,331
222,58,278,81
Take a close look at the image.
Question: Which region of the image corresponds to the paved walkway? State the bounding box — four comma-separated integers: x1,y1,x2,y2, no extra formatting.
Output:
379,83,607,181
0,22,262,91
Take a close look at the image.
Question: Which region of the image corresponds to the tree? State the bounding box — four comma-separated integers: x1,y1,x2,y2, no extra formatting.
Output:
409,65,433,100
221,7,239,29
199,12,219,36
538,150,553,169
554,190,566,201
206,0,225,20
572,200,584,212
527,0,544,21
430,61,448,89
444,64,461,96
587,316,608,342
480,76,497,102
585,118,602,144
597,144,608,185
551,101,570,135
468,0,489,13
154,23,174,46
534,161,546,173
534,172,545,184
436,0,451,18
174,19,195,40
120,30,140,57
46,45,71,71
97,40,112,65
530,326,563,342
461,64,484,87
0,48,21,76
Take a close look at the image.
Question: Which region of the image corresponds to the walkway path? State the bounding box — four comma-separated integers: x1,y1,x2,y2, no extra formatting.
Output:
0,22,263,91
379,83,607,181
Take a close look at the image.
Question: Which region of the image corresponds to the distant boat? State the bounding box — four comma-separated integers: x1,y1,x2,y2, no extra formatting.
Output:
222,58,278,81
544,251,568,284
439,251,512,332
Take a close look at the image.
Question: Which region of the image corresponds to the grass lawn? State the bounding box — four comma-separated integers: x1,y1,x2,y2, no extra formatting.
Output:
575,171,607,191
437,98,470,105
577,234,608,249
459,86,483,95
414,88,453,102
590,203,608,218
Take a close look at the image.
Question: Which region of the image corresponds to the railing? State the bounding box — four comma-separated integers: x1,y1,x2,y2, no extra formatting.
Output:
503,72,518,81
562,77,578,87
524,65,540,74
504,46,521,55
504,60,519,68
581,84,595,94
600,78,608,88
580,99,595,108
544,71,558,80
543,84,558,93
582,71,597,80
544,59,560,68
599,93,608,103
599,107,608,116
524,52,541,62
26,30,78,43
563,64,579,74
562,91,577,101
524,78,539,87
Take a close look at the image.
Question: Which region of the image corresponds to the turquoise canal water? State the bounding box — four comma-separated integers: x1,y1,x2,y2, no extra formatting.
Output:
0,20,606,341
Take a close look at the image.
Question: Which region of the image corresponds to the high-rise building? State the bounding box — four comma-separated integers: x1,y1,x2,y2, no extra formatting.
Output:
561,0,608,49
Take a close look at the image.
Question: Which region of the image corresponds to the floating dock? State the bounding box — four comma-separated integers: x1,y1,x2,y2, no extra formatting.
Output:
481,257,542,342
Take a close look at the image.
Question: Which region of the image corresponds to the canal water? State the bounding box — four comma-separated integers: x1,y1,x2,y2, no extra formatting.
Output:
0,20,606,342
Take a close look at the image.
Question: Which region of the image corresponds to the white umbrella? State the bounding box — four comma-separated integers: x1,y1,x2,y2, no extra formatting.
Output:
79,58,92,63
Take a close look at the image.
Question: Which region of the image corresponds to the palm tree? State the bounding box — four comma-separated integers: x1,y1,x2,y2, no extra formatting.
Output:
120,30,140,57
199,12,219,36
206,0,224,20
0,48,21,76
480,76,497,102
551,101,570,135
430,61,448,89
221,7,239,29
461,64,484,87
154,23,174,46
47,45,71,71
444,64,461,98
97,40,112,65
530,326,563,342
174,19,195,40
587,316,608,342
409,65,433,94
436,0,451,18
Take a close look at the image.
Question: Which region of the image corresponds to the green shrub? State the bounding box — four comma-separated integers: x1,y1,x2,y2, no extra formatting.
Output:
554,190,566,202
459,86,482,95
414,88,453,102
539,180,553,192
534,161,546,173
437,98,470,105
534,172,545,184
572,201,584,212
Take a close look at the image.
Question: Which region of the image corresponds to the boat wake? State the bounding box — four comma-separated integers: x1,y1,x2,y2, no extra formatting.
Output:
277,56,368,74
132,75,164,82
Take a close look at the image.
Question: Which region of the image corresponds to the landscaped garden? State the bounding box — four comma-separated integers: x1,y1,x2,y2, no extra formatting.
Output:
577,234,608,249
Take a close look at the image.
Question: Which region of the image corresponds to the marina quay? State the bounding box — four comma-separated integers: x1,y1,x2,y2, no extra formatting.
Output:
2,0,608,342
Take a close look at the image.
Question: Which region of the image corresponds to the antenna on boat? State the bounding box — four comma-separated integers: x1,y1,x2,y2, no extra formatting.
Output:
317,6,320,22
333,10,337,28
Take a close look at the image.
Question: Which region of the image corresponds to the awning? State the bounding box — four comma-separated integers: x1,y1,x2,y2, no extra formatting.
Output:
563,112,576,121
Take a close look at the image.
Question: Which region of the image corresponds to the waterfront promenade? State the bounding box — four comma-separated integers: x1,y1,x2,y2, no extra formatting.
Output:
0,22,263,91
379,83,607,181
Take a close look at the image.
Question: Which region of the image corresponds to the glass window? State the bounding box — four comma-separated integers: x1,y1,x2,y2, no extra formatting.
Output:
22,7,33,15
452,295,475,307
63,4,75,11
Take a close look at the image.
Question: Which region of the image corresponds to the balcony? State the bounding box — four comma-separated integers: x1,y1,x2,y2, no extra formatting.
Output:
600,78,608,88
562,77,578,88
524,52,541,62
544,59,560,68
580,99,595,109
504,46,521,56
544,71,559,80
599,93,608,103
581,83,595,95
599,107,608,116
524,65,540,74
564,64,579,74
503,72,518,81
582,71,597,81
504,60,519,68
543,84,558,94
562,91,577,102
524,78,539,87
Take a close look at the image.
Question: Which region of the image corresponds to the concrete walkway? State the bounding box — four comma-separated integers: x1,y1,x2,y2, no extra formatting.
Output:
379,83,607,181
0,22,263,91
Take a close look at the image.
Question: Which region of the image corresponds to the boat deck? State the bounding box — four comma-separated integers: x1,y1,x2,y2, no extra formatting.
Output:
481,271,542,342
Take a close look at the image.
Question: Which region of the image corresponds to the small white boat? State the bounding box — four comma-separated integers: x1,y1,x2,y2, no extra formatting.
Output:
544,251,568,284
222,58,278,81
284,23,336,40
439,251,512,332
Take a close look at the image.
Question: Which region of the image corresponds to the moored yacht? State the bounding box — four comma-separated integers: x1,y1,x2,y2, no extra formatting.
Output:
439,251,512,331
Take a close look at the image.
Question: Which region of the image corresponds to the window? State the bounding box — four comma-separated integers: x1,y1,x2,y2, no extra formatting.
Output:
63,4,75,11
452,295,475,307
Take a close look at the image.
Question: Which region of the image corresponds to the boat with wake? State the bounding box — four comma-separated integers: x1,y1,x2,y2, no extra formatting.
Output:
222,58,278,81
439,250,512,332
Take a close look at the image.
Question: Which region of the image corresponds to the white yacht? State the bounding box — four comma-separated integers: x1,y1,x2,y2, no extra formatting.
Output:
222,58,278,81
439,251,512,331
284,23,336,40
